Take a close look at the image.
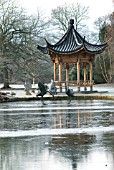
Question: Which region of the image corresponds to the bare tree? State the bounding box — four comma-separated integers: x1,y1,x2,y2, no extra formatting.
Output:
0,0,52,88
50,3,89,39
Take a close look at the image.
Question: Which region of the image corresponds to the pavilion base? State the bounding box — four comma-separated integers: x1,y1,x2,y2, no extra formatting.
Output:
80,90,98,94
80,90,108,94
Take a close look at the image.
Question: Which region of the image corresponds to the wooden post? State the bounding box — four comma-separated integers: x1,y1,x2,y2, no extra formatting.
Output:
66,63,69,90
89,61,93,91
59,62,62,92
84,63,87,91
77,59,80,92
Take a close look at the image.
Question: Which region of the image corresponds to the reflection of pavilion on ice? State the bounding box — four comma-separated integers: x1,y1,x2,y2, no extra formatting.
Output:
54,110,93,129
50,133,96,170
37,19,108,92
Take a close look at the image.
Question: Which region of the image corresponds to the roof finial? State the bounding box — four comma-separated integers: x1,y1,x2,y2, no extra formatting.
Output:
69,19,74,27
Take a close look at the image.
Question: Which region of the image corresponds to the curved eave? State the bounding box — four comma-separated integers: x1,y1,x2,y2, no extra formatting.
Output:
48,46,84,55
83,42,108,54
46,39,84,54
37,45,48,54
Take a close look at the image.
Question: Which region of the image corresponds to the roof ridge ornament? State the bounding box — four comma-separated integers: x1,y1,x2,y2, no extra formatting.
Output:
69,19,74,28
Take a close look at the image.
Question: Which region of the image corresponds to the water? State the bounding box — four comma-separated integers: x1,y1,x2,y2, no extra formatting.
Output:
0,100,114,170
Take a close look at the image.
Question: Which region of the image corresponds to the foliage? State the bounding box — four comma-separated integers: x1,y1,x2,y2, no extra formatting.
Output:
94,14,114,83
99,26,107,43
69,66,77,81
93,57,106,84
69,65,84,81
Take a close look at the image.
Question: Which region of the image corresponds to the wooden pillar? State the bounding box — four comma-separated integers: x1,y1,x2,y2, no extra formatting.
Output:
59,62,62,92
66,63,69,90
77,59,80,92
89,61,93,91
53,62,56,81
83,63,87,91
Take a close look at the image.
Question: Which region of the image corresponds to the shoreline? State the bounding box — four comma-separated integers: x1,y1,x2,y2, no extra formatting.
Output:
0,83,114,102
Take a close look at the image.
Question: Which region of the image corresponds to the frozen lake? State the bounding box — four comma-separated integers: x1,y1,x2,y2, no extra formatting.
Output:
0,100,114,170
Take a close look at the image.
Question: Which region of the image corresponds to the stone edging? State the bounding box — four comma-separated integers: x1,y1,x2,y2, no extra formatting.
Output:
1,95,114,103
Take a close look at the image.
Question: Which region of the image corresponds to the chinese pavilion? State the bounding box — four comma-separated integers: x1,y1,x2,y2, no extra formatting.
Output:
37,19,108,92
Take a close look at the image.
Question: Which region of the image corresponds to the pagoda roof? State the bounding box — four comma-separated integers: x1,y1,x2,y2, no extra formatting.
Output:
37,19,108,55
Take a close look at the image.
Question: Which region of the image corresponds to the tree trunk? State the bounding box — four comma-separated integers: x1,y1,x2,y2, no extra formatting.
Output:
2,63,10,89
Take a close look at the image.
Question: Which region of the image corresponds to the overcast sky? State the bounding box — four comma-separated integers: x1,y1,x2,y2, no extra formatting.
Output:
20,0,113,30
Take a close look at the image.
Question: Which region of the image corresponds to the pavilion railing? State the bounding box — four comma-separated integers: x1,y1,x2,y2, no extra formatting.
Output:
55,80,94,87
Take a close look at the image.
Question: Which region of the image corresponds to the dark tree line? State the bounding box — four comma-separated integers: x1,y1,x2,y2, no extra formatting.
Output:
93,14,114,83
